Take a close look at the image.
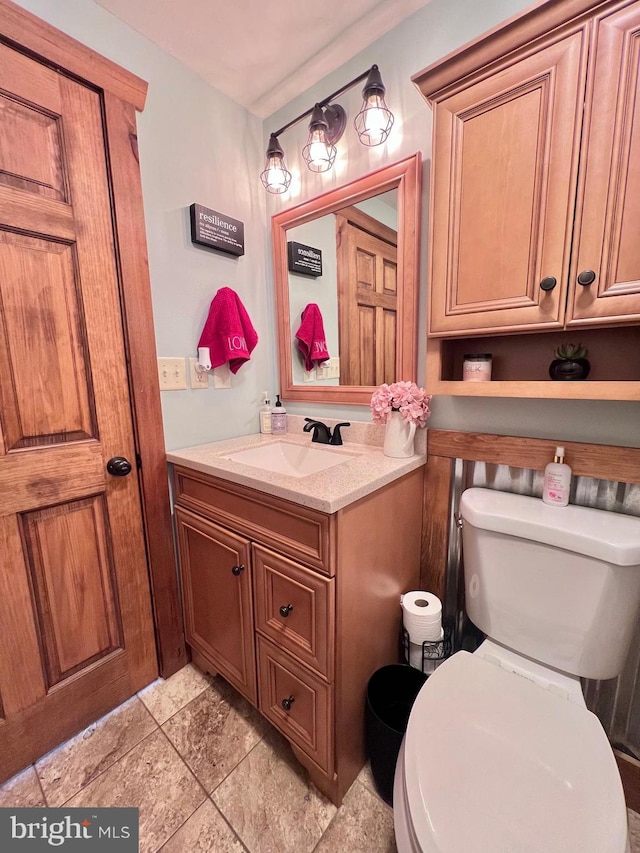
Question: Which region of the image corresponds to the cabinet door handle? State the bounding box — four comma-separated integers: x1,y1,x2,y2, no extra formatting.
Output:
279,604,293,617
577,269,596,286
231,564,245,576
281,695,295,712
539,276,557,292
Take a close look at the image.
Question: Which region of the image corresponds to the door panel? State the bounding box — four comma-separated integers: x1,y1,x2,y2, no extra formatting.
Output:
429,30,587,334
569,3,640,324
337,209,398,385
0,234,95,448
21,498,122,687
0,41,157,780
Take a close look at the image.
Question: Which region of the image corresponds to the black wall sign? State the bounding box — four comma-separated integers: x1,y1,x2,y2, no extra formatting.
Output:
190,203,245,257
287,241,323,277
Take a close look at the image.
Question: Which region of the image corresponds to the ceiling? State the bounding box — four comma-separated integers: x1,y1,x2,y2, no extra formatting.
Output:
93,0,433,118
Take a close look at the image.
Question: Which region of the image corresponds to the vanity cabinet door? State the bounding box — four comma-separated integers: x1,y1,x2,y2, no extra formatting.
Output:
175,506,257,705
568,1,640,326
428,29,586,336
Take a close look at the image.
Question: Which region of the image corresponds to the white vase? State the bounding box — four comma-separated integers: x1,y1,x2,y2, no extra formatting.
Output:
383,410,416,458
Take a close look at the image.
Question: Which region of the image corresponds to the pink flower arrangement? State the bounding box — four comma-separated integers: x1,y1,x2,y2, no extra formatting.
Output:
370,381,432,428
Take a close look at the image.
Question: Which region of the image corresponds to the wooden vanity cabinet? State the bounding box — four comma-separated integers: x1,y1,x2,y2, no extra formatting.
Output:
415,0,640,398
172,464,424,805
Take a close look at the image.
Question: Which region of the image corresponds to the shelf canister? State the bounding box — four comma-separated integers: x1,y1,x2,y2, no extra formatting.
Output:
383,410,416,458
463,353,492,382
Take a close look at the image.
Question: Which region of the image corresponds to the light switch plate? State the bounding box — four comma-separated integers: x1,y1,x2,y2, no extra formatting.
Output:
303,368,316,382
327,357,340,379
189,357,209,389
158,357,187,390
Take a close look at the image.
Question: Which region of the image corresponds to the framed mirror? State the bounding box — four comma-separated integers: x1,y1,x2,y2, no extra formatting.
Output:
272,153,422,405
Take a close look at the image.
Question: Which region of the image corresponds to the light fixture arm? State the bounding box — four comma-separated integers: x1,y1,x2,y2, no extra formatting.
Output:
269,65,379,141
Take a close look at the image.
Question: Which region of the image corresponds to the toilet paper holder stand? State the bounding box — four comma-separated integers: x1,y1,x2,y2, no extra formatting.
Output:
401,622,453,674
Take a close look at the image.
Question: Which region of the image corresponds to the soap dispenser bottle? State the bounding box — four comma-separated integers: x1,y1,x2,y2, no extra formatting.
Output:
271,394,287,435
542,446,572,507
259,392,272,434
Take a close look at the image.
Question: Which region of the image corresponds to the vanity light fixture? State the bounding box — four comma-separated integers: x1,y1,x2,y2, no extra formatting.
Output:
260,134,292,195
261,64,393,193
354,65,394,146
301,104,343,173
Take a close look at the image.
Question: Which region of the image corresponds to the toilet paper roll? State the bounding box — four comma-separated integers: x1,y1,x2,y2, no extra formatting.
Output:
408,628,445,673
402,591,442,643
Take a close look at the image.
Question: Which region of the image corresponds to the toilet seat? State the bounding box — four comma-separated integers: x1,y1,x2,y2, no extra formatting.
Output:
401,651,627,853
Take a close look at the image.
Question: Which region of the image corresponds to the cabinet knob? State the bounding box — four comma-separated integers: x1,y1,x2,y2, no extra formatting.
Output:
279,604,293,618
281,695,295,712
539,276,557,292
231,564,245,576
577,269,597,286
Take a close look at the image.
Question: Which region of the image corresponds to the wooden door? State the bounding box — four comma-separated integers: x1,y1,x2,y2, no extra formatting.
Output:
428,29,587,336
336,208,398,385
175,507,257,705
0,41,157,781
569,0,640,326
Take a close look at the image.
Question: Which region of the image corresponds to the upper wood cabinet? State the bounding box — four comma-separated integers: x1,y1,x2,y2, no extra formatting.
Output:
416,0,640,338
569,1,640,326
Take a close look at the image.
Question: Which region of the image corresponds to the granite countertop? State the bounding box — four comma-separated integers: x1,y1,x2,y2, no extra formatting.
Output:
167,418,426,514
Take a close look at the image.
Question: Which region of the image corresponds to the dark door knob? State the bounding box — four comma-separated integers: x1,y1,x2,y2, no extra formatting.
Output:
577,270,596,286
539,276,557,292
279,604,293,618
281,695,295,712
231,564,245,576
106,456,132,477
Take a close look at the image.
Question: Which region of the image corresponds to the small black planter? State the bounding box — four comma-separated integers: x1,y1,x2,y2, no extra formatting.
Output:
549,358,591,380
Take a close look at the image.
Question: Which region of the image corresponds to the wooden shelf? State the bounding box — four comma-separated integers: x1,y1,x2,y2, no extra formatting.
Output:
426,330,640,400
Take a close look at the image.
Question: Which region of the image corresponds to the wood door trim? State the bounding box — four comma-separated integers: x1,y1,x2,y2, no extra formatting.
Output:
103,92,186,676
0,0,147,109
0,3,186,676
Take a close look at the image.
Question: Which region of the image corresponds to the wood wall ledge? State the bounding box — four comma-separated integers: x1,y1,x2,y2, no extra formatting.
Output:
0,0,148,109
412,0,616,101
426,429,640,484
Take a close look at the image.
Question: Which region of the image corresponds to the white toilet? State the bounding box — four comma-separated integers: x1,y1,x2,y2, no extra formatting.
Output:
394,487,640,853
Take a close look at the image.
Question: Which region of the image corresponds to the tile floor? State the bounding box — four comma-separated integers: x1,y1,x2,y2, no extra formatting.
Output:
0,664,395,852
0,662,638,853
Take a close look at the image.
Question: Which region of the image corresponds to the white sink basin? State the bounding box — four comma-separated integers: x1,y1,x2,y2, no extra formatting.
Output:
222,441,353,478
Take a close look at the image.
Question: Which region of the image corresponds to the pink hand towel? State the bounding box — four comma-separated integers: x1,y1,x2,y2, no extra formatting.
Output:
295,304,330,372
198,287,258,374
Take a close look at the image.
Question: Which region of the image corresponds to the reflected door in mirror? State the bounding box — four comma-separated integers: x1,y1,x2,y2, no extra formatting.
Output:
336,207,397,386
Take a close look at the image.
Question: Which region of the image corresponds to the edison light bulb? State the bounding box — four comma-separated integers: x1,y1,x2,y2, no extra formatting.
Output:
363,95,388,145
308,131,331,169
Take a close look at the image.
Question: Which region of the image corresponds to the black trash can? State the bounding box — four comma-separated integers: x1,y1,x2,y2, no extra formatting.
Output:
365,664,427,806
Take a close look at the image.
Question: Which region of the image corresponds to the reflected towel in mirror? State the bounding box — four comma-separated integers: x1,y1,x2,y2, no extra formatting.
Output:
295,303,330,371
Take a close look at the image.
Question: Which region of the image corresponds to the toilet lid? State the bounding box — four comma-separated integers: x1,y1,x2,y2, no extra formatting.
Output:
403,652,627,853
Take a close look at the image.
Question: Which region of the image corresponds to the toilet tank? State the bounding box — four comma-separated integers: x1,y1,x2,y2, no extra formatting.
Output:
459,488,640,680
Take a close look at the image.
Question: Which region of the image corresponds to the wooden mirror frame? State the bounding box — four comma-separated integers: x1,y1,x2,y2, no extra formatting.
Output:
272,152,422,405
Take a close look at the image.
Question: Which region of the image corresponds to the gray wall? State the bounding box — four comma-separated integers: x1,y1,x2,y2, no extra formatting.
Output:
14,0,640,450
264,0,640,447
14,0,275,451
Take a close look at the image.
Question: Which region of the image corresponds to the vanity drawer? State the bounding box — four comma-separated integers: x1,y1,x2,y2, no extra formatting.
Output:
253,545,334,680
173,467,334,575
257,635,333,774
